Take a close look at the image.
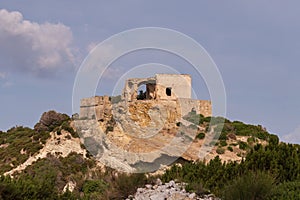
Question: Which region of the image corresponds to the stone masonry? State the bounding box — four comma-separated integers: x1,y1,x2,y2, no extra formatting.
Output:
79,74,212,120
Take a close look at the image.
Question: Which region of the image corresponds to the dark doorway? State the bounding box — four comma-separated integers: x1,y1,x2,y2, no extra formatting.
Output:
137,84,147,100
166,87,172,96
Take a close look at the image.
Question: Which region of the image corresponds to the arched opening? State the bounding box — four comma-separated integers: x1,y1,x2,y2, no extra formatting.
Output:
137,84,146,100
166,87,172,96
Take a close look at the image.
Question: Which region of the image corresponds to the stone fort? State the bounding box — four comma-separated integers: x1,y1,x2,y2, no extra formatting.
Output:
79,74,211,123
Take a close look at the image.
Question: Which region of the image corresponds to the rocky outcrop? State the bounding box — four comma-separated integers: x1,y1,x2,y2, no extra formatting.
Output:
34,110,69,132
127,179,220,200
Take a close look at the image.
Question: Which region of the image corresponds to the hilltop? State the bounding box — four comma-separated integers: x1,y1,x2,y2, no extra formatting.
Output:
0,110,299,199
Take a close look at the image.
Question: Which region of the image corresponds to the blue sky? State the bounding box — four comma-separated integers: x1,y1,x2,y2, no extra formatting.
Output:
0,1,300,143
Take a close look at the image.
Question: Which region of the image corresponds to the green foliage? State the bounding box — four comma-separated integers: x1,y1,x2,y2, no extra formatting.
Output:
227,146,233,152
0,126,50,174
247,136,256,144
60,121,79,138
216,147,225,154
238,141,248,150
269,180,300,199
219,140,227,147
232,121,269,140
222,171,275,200
200,116,211,124
82,179,108,197
185,182,209,196
161,142,300,197
0,167,60,200
114,173,147,199
268,134,279,146
196,132,205,140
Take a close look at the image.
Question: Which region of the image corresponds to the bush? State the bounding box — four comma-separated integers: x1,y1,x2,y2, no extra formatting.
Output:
185,182,209,196
82,179,108,196
196,132,205,140
219,132,227,140
219,140,227,147
216,148,225,154
270,180,300,199
222,171,274,200
247,137,256,144
238,141,248,150
268,134,279,146
114,173,147,199
61,121,78,138
227,146,233,152
199,115,210,124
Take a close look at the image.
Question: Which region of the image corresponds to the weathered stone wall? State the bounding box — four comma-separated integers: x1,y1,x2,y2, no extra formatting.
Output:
178,99,212,117
122,77,156,101
199,100,212,117
80,96,112,120
155,74,191,100
177,98,200,117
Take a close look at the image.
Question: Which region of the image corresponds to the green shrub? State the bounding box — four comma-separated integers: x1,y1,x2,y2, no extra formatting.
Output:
269,180,300,199
83,179,108,195
220,140,227,147
227,146,233,152
238,141,248,150
196,132,205,140
216,147,225,154
222,171,274,200
247,137,255,144
61,121,78,138
185,182,209,196
114,173,147,199
200,116,211,124
268,134,279,146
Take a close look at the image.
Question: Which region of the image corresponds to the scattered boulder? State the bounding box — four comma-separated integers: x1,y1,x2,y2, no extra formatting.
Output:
127,179,220,200
34,110,69,132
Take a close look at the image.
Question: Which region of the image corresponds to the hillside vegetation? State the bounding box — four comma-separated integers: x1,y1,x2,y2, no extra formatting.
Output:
0,111,299,199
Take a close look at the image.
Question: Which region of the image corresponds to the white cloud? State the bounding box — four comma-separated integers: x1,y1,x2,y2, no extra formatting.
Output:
0,9,76,76
282,125,300,144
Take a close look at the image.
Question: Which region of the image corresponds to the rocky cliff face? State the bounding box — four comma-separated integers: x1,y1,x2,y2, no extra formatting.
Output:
75,97,216,173
75,96,268,173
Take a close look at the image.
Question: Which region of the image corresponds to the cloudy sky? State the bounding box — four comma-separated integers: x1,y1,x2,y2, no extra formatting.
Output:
0,1,300,143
